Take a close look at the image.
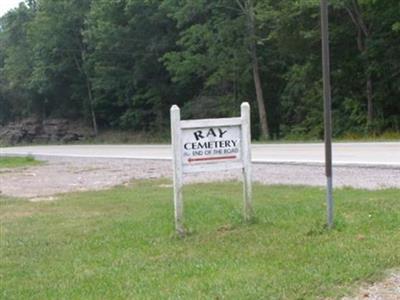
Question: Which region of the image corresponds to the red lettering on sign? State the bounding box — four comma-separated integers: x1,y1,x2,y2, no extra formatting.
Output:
188,155,237,163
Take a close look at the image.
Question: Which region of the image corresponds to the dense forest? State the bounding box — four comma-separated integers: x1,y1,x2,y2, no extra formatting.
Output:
0,0,399,140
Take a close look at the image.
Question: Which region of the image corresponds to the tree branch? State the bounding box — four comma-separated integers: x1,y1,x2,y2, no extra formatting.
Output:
351,0,369,37
234,0,246,14
72,53,83,74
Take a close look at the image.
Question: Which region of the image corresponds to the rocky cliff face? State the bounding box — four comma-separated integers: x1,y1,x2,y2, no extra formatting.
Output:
0,119,93,145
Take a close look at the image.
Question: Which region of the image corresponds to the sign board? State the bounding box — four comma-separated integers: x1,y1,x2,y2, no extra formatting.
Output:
182,126,241,165
170,102,252,236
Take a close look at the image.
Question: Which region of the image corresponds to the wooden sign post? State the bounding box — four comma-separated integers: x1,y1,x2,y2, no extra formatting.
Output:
170,102,253,236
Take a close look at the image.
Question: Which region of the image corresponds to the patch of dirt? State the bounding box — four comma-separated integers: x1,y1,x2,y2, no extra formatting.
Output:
217,224,235,233
29,196,58,202
342,271,400,300
158,184,173,188
0,211,34,220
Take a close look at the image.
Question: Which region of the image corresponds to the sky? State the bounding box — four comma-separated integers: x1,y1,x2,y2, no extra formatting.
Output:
0,0,22,17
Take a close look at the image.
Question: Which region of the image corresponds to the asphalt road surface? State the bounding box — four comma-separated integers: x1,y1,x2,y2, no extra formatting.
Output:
1,142,399,167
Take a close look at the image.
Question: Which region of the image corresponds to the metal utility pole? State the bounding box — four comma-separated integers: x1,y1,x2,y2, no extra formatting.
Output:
320,0,334,228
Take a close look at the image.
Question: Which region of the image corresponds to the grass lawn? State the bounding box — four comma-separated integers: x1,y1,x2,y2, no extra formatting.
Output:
0,156,41,169
1,181,399,299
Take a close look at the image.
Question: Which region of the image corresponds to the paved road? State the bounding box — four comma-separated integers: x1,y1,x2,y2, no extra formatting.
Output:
1,142,399,167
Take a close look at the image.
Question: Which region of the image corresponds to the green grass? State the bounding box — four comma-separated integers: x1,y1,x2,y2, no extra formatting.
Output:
0,156,41,169
1,181,399,299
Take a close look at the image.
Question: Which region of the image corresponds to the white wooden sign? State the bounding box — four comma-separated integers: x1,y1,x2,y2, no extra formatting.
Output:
170,102,253,236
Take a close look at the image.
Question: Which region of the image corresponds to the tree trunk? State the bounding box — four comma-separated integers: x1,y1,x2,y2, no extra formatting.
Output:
346,1,374,128
251,49,269,139
86,79,98,137
72,52,98,136
366,74,373,126
245,0,269,139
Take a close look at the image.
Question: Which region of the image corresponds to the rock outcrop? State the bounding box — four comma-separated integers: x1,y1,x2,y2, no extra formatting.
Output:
0,119,93,145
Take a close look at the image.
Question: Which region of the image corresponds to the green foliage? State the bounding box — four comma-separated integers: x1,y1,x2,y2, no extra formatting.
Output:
82,0,178,130
0,0,399,138
0,155,41,168
27,0,92,119
0,3,36,120
1,181,400,298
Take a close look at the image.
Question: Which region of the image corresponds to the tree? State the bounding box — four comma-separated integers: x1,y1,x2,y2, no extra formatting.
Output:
0,3,37,120
343,0,374,126
163,0,274,139
83,0,179,131
28,0,98,134
334,0,400,131
1,0,399,138
236,0,269,138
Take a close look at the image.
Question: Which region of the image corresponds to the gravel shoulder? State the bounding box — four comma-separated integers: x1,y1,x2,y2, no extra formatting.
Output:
1,156,399,199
